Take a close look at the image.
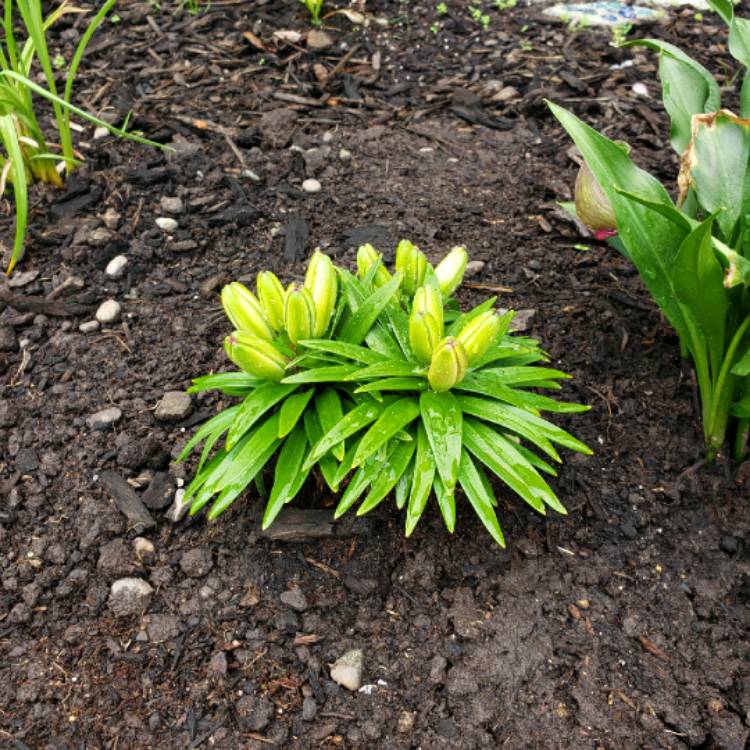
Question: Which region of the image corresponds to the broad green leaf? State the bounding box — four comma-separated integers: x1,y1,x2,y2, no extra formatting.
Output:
282,364,360,384
303,408,340,491
548,102,692,345
707,0,733,25
682,111,750,245
459,450,505,547
188,372,261,395
405,423,436,536
624,39,720,153
225,382,297,450
263,423,311,528
420,391,462,494
672,215,727,401
338,273,402,344
357,439,417,515
316,387,345,460
304,400,384,470
352,398,420,468
278,388,315,437
732,346,750,376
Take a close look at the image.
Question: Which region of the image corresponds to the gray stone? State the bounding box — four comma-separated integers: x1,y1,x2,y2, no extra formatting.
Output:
144,613,180,642
499,307,536,333
154,391,192,422
133,537,155,563
208,651,228,676
303,147,330,176
79,320,100,333
259,108,297,149
105,255,128,279
180,548,213,578
280,588,308,612
0,399,17,427
103,207,120,230
0,326,18,352
87,407,122,431
236,695,273,732
109,578,153,617
95,299,121,324
166,489,190,523
465,259,485,277
160,196,184,214
155,217,178,232
330,649,363,691
8,602,32,623
302,696,317,721
302,178,322,194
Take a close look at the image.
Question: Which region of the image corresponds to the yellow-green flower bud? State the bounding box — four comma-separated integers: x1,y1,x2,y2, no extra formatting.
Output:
304,250,338,337
427,336,469,392
224,332,288,381
221,282,274,341
356,244,392,287
256,271,285,332
412,284,444,335
395,239,427,296
284,283,316,345
575,161,616,233
409,310,441,365
456,310,502,365
435,246,468,298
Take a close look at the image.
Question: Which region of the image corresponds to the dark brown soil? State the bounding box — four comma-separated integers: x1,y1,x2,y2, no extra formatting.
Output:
1,2,749,749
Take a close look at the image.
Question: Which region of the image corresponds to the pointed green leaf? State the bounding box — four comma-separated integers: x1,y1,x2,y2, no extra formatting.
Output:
226,382,297,450
338,273,403,344
263,423,311,528
405,423,436,536
459,450,505,547
278,388,315,437
352,398,420,468
357,439,417,515
316,387,345,460
420,391,463,494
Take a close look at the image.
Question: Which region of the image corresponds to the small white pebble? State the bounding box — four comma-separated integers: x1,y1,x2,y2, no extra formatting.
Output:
155,217,178,232
302,178,322,194
105,255,128,279
93,126,109,140
79,320,100,334
632,82,650,98
338,148,352,162
95,299,121,324
160,196,184,214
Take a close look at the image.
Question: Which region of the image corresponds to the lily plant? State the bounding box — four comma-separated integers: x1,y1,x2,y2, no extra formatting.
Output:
550,0,750,461
180,244,590,546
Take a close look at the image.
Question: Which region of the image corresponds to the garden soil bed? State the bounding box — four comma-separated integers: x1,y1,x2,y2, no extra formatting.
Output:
1,2,749,748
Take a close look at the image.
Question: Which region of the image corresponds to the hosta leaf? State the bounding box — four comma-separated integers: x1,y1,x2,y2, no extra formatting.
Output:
420,391,462,494
278,388,315,438
188,372,261,395
304,400,384,471
623,39,720,153
316,387,345,460
263,423,311,529
298,339,389,365
282,365,360,384
303,409,340,491
225,382,297,450
338,273,402,344
352,398,420,468
459,450,505,547
357,439,417,515
405,423,436,536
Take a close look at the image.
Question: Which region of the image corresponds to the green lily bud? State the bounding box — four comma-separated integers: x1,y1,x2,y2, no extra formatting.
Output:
412,285,444,335
456,310,502,365
284,283,316,345
356,244,392,287
221,282,274,341
224,331,288,381
575,161,616,234
427,336,469,392
435,246,468,298
304,250,338,337
256,271,285,332
409,311,442,365
395,239,427,296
